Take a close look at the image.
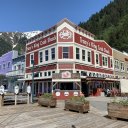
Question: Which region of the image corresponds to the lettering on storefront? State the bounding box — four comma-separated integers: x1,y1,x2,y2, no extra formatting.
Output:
97,45,110,54
27,34,56,52
80,37,97,50
78,35,111,55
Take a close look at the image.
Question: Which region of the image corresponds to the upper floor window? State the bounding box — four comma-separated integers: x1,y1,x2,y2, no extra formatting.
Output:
3,64,5,69
120,62,125,71
114,60,119,69
39,51,43,63
30,54,34,65
102,56,108,66
51,48,55,60
127,65,128,72
63,47,69,58
45,50,48,61
82,50,85,61
110,58,113,68
76,48,80,59
87,51,91,62
7,62,11,68
96,54,99,64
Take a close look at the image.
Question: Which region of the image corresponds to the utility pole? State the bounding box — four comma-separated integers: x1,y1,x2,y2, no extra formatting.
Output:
31,60,34,103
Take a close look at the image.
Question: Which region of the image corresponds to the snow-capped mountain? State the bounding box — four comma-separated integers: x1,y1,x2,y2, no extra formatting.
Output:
0,31,41,56
24,31,41,39
0,31,41,48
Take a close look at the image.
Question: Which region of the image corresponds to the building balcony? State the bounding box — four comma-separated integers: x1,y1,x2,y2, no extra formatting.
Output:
6,69,25,77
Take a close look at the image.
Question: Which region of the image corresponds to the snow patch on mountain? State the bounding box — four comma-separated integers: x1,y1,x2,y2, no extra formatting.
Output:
24,31,42,39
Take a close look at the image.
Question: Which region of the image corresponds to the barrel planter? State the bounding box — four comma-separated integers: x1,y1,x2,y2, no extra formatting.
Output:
64,96,89,113
38,93,57,108
107,102,128,120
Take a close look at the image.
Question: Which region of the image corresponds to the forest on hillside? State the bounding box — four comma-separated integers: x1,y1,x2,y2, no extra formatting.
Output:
79,0,128,52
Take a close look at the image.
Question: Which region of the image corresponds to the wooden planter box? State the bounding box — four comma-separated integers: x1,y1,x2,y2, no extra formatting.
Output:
38,97,57,107
107,103,128,120
65,100,89,113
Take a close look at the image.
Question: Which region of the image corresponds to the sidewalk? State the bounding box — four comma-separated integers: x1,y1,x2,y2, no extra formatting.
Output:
0,98,127,128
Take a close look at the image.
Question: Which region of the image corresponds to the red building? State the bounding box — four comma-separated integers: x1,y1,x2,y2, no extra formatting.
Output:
25,18,115,99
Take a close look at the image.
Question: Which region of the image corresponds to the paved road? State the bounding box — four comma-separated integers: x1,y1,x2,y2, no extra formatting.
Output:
0,97,127,128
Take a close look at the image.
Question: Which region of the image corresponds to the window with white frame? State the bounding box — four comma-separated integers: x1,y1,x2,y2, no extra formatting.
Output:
48,71,51,76
114,59,120,69
96,54,99,64
110,58,113,68
44,72,47,76
76,47,80,59
120,62,125,71
51,48,55,60
87,51,91,62
82,49,86,61
45,50,48,61
30,54,34,65
63,47,69,58
127,65,128,72
39,51,43,63
102,56,108,66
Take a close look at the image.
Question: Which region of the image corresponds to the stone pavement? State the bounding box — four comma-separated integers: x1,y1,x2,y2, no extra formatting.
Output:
0,97,127,128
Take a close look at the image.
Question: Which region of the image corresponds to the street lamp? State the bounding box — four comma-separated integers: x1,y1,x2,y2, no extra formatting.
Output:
31,60,34,103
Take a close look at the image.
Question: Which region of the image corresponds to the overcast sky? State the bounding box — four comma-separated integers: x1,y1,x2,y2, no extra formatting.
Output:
0,0,113,32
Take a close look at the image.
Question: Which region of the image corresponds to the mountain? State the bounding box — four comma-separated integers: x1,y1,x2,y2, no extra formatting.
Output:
0,31,41,56
79,0,128,52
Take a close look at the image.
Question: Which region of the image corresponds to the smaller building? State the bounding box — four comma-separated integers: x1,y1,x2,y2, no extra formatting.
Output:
113,48,128,79
0,50,18,89
6,54,25,92
0,50,18,75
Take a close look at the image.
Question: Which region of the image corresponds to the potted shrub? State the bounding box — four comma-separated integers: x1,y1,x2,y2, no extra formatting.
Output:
38,93,57,107
107,98,128,119
64,96,89,113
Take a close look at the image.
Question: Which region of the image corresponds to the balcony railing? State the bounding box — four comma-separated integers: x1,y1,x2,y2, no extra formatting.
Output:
6,69,25,77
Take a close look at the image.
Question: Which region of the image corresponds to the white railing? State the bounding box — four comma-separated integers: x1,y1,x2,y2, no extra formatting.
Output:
6,69,25,77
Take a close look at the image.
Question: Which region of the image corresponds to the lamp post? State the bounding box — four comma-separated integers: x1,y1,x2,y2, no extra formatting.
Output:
31,60,34,103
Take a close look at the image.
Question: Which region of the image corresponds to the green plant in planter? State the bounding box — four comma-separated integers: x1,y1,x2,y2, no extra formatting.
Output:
65,96,89,113
38,93,57,107
111,97,128,106
69,96,88,104
41,93,53,98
